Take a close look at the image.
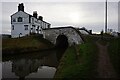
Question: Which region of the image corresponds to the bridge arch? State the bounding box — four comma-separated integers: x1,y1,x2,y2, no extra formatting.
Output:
55,34,69,48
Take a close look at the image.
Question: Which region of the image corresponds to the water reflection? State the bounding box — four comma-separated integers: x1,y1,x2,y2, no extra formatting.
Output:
2,48,65,79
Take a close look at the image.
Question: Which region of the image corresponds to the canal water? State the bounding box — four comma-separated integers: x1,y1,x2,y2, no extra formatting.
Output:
2,48,65,79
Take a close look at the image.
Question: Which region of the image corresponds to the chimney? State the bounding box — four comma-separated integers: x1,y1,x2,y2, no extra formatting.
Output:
38,16,43,21
33,11,38,18
18,3,24,12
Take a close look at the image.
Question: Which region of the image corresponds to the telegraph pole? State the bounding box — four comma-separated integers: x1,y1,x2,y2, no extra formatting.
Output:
105,0,107,33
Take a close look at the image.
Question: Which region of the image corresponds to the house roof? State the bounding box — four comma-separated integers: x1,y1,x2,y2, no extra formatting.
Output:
11,11,51,24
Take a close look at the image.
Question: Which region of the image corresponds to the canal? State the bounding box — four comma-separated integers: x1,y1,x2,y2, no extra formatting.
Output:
2,48,66,80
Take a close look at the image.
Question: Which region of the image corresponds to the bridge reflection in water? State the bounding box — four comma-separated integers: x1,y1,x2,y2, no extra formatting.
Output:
2,48,66,79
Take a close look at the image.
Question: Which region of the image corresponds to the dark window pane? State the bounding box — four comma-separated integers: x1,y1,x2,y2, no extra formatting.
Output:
18,17,22,22
24,25,28,30
12,25,14,30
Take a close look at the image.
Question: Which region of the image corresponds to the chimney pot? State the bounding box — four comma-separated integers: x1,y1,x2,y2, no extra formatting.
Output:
38,16,43,21
18,3,24,12
33,11,38,18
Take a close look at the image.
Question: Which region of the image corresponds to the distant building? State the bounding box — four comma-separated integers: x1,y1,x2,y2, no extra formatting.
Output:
107,28,113,33
107,28,118,37
111,31,118,37
11,3,51,38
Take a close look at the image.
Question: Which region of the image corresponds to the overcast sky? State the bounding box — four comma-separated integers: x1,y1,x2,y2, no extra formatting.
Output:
1,0,119,34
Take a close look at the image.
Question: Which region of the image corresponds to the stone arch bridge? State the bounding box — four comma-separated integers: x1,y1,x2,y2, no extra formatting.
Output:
43,26,83,46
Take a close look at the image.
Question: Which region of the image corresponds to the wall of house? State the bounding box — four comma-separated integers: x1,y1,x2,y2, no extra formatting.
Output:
11,24,30,38
11,11,30,24
30,17,43,34
11,11,31,38
30,16,50,34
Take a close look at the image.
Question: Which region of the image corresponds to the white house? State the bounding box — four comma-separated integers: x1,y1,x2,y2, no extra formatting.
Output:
11,3,51,38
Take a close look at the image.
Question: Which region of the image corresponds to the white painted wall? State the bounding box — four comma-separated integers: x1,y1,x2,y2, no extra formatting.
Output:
11,11,30,24
11,11,30,38
30,17,43,34
11,24,30,38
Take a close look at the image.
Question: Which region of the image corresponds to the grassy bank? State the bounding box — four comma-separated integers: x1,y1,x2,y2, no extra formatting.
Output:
54,35,98,79
108,37,120,76
2,35,54,54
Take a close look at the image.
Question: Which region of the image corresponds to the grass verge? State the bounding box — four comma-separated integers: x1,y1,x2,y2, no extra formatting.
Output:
108,37,120,77
2,35,54,54
54,35,98,79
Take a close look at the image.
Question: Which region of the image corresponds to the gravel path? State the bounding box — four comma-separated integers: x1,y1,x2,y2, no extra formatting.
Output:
96,42,117,78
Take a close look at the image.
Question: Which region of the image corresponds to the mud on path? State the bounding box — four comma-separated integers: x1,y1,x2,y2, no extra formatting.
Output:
96,42,117,78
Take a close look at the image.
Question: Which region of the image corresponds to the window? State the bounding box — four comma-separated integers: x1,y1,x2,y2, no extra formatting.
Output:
37,26,39,29
13,18,16,22
32,18,34,23
18,17,22,22
32,25,35,28
12,25,14,30
24,25,28,30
